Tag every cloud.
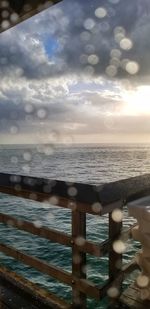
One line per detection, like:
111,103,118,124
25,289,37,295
0,0,150,143
0,0,150,82
0,70,124,136
1,69,150,139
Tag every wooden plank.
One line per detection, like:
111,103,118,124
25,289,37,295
96,174,150,206
108,208,122,283
0,266,70,309
120,283,150,308
0,243,100,299
0,212,71,246
0,173,101,215
1,172,150,211
100,200,123,215
0,212,108,257
101,258,139,298
0,283,40,309
0,1,62,34
74,278,101,300
0,243,72,286
0,186,99,216
72,210,87,307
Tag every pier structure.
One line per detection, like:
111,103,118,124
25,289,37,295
0,1,150,308
128,197,150,301
0,172,150,307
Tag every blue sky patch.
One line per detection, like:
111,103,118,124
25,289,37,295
44,36,59,57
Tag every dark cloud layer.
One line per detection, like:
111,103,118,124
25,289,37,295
0,0,150,141
0,0,150,81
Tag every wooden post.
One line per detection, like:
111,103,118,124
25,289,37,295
109,205,123,282
108,205,123,307
72,209,86,308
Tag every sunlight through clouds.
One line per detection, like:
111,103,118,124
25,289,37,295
0,0,150,144
122,86,150,116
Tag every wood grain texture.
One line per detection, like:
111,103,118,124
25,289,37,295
119,283,150,308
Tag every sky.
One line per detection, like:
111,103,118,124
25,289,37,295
0,0,150,144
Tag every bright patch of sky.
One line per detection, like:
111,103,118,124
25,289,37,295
0,0,150,144
69,80,122,94
44,37,59,57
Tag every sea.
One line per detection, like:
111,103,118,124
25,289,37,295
0,143,149,308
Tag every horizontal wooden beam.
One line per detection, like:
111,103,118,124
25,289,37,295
0,173,101,214
1,173,150,211
0,212,107,257
0,212,71,246
97,174,150,206
0,266,70,309
0,243,101,299
0,242,72,285
0,185,100,215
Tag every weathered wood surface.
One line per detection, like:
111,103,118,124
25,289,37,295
108,211,122,282
0,172,149,307
119,283,150,308
0,266,69,309
101,258,139,299
1,173,150,210
0,1,62,33
72,210,86,306
0,212,108,257
0,243,72,286
0,243,100,299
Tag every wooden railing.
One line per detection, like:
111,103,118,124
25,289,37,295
0,172,149,308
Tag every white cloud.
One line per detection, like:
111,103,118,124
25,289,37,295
0,0,150,143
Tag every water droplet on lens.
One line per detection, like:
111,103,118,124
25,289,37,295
83,18,95,30
10,126,18,134
88,54,99,65
110,49,122,59
11,156,18,164
10,13,19,23
25,104,34,114
1,10,9,18
95,7,107,19
1,20,10,29
33,220,42,228
68,187,78,197
125,61,139,75
113,240,126,254
112,209,123,222
92,202,102,213
106,65,117,77
136,275,149,288
107,287,119,298
23,152,31,161
37,108,47,119
120,38,133,50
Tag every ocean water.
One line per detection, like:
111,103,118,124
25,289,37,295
0,144,148,308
